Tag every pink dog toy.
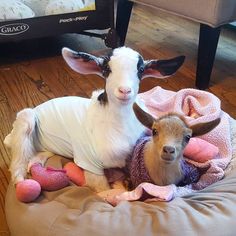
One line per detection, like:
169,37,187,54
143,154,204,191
31,163,69,191
15,162,87,203
63,162,85,186
16,163,70,203
16,179,41,203
183,137,219,163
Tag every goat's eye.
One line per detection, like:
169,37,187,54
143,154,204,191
138,67,144,74
184,135,191,143
102,65,111,77
152,129,158,136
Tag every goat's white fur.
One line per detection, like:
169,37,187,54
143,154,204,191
5,47,184,192
4,47,147,192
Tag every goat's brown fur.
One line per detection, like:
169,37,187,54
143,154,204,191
133,103,220,186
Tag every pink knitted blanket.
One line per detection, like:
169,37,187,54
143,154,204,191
103,86,232,205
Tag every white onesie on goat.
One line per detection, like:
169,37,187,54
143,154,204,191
34,96,104,175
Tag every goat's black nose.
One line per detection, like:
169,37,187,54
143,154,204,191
163,146,175,154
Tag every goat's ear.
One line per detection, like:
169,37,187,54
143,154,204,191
190,118,221,137
62,47,104,77
142,55,185,79
133,103,154,129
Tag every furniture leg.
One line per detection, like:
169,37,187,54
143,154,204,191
196,24,221,89
116,0,134,46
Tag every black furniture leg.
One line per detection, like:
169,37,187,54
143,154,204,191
116,0,134,46
196,24,221,90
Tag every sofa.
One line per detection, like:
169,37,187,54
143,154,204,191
116,0,236,89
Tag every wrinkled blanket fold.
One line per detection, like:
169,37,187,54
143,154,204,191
106,86,232,205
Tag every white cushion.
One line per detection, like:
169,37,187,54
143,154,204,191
0,0,35,21
22,0,49,17
45,0,84,16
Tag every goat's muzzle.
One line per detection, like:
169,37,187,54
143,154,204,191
161,146,176,162
115,86,133,104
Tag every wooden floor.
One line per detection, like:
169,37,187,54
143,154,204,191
0,4,236,235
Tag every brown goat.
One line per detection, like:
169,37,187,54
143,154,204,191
131,103,220,186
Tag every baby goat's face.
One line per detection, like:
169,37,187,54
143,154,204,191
133,102,221,166
151,116,192,163
105,47,143,106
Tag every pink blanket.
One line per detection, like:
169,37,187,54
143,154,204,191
102,86,232,205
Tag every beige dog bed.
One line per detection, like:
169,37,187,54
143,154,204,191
5,118,236,236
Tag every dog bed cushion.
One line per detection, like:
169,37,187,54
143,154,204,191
5,117,236,236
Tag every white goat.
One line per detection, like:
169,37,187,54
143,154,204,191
129,103,220,187
4,47,185,192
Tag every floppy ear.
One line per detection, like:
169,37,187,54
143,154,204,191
62,47,104,77
190,118,221,137
142,55,185,79
133,103,154,129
